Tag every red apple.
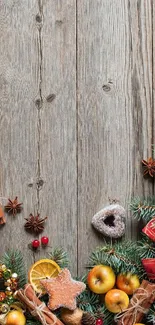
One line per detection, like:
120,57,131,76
116,272,140,295
87,264,115,294
105,288,129,313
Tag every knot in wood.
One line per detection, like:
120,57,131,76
46,94,56,103
36,14,42,23
36,179,44,190
102,84,111,92
35,98,42,109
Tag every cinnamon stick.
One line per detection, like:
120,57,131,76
16,284,64,325
117,280,155,325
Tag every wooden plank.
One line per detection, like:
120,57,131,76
39,1,77,275
77,0,153,274
0,1,39,270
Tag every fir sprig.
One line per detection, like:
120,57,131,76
145,302,155,324
26,319,41,325
136,237,155,259
48,247,69,268
88,241,145,278
77,289,100,313
1,250,27,287
130,197,155,221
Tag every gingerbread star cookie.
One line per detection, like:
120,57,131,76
40,268,86,310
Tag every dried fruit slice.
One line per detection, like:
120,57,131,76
28,259,60,294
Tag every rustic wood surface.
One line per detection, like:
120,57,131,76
0,0,154,276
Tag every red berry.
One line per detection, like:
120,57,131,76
41,236,49,245
32,239,40,248
96,319,103,325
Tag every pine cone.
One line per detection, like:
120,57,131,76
81,312,96,325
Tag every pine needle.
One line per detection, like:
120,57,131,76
88,241,145,279
1,250,27,287
48,247,69,268
130,197,155,221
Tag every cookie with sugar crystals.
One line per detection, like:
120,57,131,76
40,268,86,310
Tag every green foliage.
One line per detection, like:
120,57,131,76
146,303,155,324
88,241,145,279
48,247,69,268
77,289,113,325
1,250,27,287
136,236,155,259
130,197,155,222
26,319,41,325
77,288,100,313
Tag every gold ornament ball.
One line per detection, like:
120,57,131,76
11,273,18,280
1,265,6,271
5,279,12,286
61,308,83,325
5,287,13,296
0,304,10,314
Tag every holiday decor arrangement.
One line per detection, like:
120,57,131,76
1,152,155,324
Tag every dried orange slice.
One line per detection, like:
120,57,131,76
28,259,60,294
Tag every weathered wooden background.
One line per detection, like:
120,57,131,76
0,0,154,276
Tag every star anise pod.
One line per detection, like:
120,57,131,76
24,214,47,234
142,157,155,177
5,197,23,216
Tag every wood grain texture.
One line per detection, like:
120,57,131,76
0,0,153,277
38,0,77,275
0,0,40,269
77,0,153,274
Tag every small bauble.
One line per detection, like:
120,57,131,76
61,307,83,325
6,310,26,325
81,312,96,325
11,273,18,280
0,303,10,313
3,269,11,280
5,287,13,296
0,291,6,301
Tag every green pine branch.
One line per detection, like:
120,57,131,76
77,288,100,313
1,250,27,287
88,241,145,279
48,247,69,268
136,237,155,259
26,320,41,325
145,302,155,324
130,197,155,222
77,289,113,325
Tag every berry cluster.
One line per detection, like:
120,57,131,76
32,236,49,249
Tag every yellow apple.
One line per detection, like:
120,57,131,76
105,288,129,313
116,272,140,295
6,310,26,325
87,264,115,294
